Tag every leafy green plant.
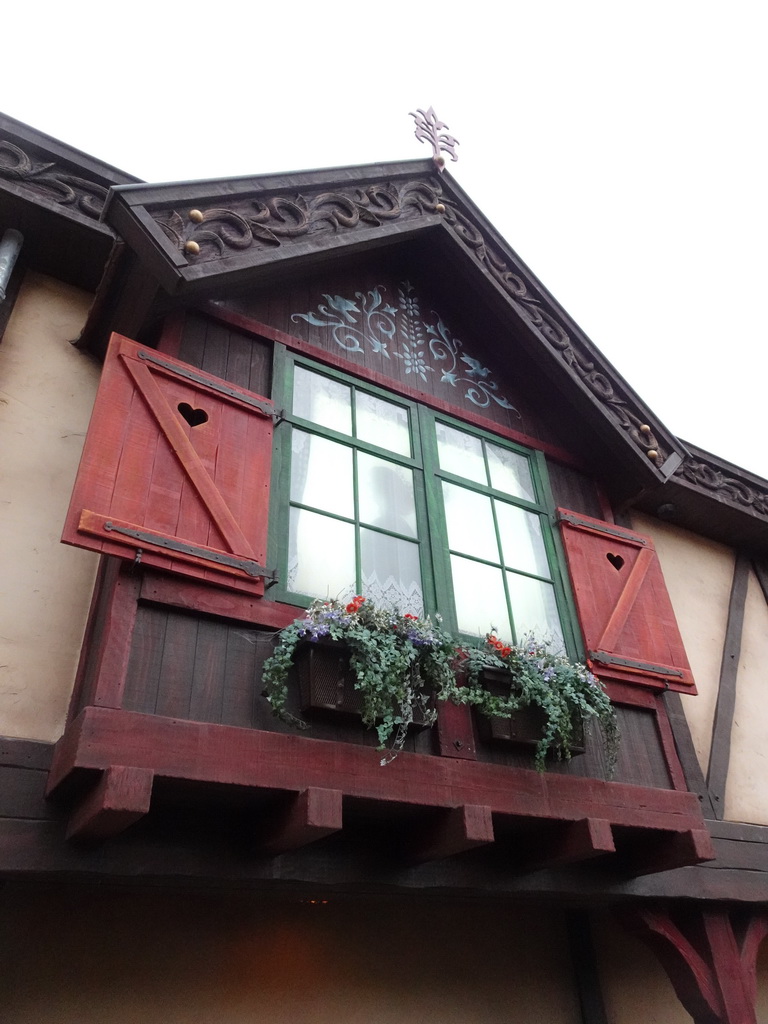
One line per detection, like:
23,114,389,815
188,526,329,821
262,596,463,755
262,597,618,771
459,632,619,772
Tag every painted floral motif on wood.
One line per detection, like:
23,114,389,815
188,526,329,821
291,280,518,413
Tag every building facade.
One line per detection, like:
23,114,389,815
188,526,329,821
2,111,768,1023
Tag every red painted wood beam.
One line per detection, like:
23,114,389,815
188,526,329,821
739,913,768,1008
258,787,343,855
139,571,299,629
405,804,494,864
520,817,616,872
435,700,477,760
48,710,711,867
622,905,768,1024
66,765,153,842
621,828,715,878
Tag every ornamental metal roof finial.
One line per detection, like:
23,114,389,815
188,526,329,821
409,107,459,171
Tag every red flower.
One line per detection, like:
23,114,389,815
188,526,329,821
404,613,418,620
501,646,511,657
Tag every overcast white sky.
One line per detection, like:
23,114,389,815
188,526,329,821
5,1,767,478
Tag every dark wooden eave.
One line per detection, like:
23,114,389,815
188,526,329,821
0,112,140,291
100,161,686,493
635,443,768,557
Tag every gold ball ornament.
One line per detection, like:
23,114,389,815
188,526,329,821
639,424,652,435
184,240,201,255
188,209,204,223
647,449,659,461
435,203,446,214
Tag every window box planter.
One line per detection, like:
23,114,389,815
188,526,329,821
294,638,434,728
264,599,615,768
476,669,585,753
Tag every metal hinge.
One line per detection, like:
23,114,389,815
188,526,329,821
589,650,682,678
557,511,648,545
103,521,278,583
137,349,276,420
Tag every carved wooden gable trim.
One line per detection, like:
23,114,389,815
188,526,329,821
104,163,686,488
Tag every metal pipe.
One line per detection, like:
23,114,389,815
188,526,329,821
0,229,23,303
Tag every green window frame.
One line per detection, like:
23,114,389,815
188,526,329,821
268,349,579,652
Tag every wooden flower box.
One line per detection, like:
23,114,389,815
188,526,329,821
476,668,585,755
294,639,434,728
295,638,362,716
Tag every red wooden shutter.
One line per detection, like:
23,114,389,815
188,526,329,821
557,509,696,693
63,333,275,596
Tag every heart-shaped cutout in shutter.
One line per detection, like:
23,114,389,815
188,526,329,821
178,402,208,427
606,552,624,571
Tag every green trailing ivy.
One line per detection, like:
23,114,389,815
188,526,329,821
262,597,462,756
261,597,618,771
460,633,619,772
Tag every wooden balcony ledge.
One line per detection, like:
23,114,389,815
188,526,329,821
47,707,714,876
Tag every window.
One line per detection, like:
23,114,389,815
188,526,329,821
282,362,426,616
271,354,575,648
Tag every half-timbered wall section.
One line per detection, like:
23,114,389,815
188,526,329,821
6,114,768,1024
636,513,768,826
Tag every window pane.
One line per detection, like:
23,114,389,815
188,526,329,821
293,367,352,434
436,422,486,483
361,528,423,616
506,572,563,647
442,482,498,561
486,442,535,501
356,392,411,457
288,508,355,601
290,431,353,517
358,453,417,537
495,503,551,577
450,555,511,638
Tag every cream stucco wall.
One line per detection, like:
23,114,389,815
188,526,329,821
724,567,768,824
631,513,733,776
0,887,581,1024
0,272,99,742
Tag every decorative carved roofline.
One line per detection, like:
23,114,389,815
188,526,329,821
107,167,681,478
0,140,109,220
675,445,768,519
0,112,139,225
154,179,441,257
0,112,141,290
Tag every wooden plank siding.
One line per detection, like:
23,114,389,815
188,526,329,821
218,256,576,451
118,598,676,786
174,310,272,396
